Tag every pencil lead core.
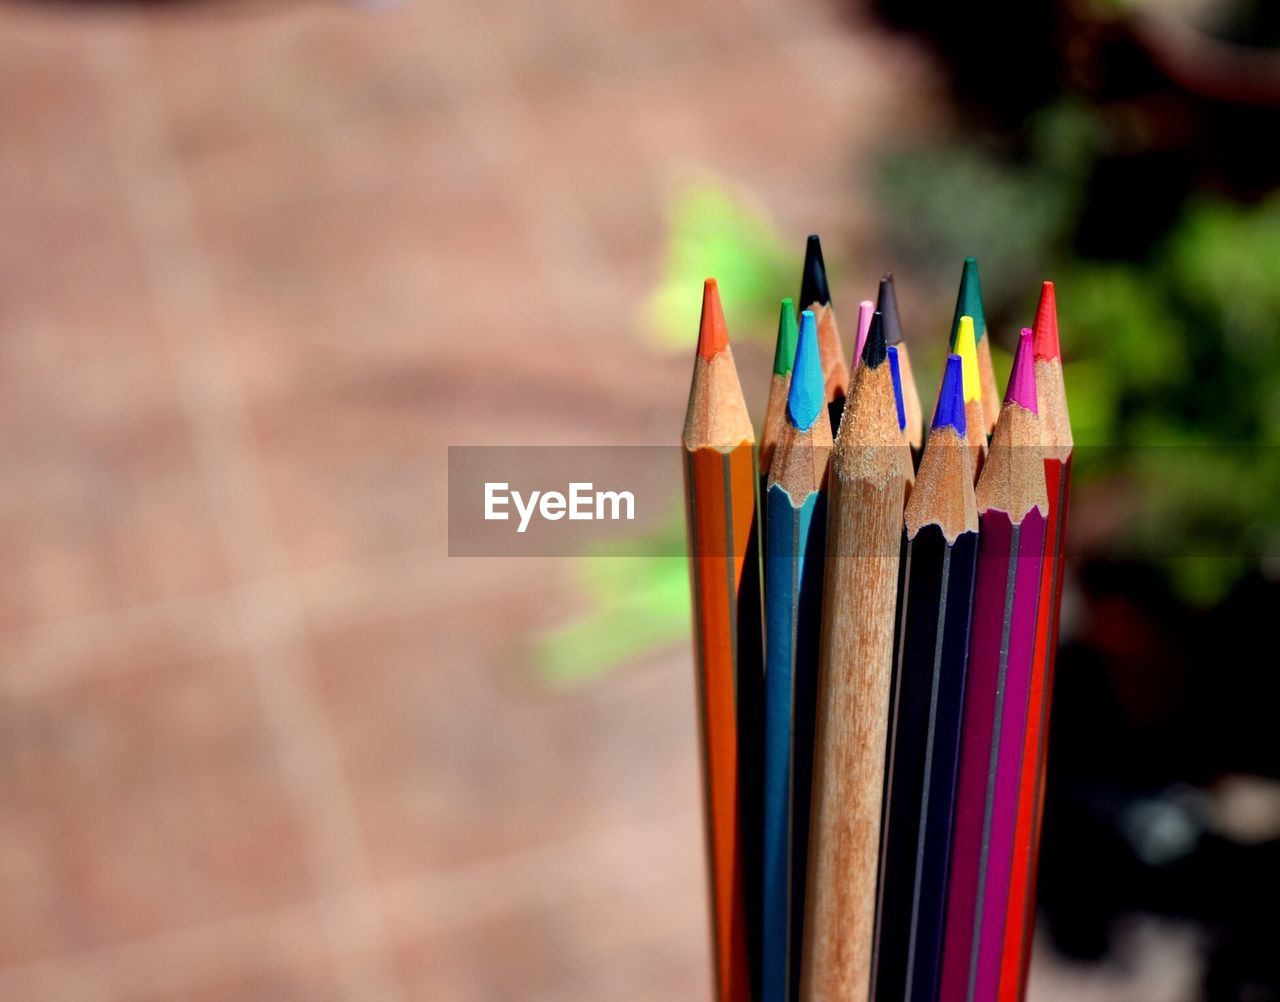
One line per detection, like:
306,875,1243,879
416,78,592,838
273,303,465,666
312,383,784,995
862,310,888,369
697,278,729,359
933,354,967,436
799,234,831,309
950,256,988,348
887,345,907,432
955,316,982,404
1032,281,1060,362
788,310,824,431
854,299,874,367
1006,329,1038,412
877,273,904,346
773,298,798,376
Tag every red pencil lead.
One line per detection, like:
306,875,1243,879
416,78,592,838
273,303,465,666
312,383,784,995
697,278,730,360
1032,281,1060,362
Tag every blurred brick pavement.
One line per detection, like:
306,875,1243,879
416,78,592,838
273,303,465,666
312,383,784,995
0,1,937,998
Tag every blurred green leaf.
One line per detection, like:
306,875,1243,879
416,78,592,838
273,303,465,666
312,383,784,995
647,175,793,351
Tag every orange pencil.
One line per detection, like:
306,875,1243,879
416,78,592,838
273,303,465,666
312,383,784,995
998,282,1073,1001
683,279,760,1002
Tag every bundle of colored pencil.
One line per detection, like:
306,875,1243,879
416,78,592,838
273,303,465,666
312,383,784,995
682,245,1072,1002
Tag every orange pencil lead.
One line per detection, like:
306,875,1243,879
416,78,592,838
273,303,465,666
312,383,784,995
698,278,731,360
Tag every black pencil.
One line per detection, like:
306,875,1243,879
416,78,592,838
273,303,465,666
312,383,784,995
873,354,980,1002
798,235,849,433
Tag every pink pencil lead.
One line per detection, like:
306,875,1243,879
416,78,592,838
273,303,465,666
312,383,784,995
1005,329,1038,412
853,299,874,369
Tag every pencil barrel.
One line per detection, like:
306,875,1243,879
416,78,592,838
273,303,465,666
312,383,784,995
938,510,1047,1002
685,444,760,1002
761,485,826,1002
800,471,908,1002
875,526,979,1002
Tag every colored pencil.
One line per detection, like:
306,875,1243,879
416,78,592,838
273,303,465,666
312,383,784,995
800,313,912,1002
949,257,999,435
938,330,1048,1002
953,316,989,477
798,235,849,432
854,298,874,371
873,355,979,1002
886,345,916,488
682,278,760,1002
879,273,925,452
763,309,833,1002
761,298,800,479
998,286,1074,1001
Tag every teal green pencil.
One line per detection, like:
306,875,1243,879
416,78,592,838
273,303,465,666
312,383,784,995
762,309,832,1002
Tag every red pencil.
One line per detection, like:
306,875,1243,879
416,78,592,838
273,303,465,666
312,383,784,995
998,283,1074,1001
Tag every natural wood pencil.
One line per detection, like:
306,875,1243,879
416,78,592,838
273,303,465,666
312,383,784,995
879,273,924,452
763,309,833,1002
938,330,1048,1002
683,278,760,1002
800,312,912,1002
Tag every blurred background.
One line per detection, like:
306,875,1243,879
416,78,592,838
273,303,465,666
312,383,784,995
2,0,1278,999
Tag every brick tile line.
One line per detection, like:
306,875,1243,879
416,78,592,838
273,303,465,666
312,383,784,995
0,552,528,697
83,23,405,1002
0,813,696,999
419,5,625,390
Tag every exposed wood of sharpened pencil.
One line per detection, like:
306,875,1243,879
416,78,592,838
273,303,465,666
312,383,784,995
798,235,849,432
949,257,999,435
763,310,832,1002
939,331,1048,1002
953,316,989,477
879,273,925,451
886,346,916,488
999,286,1075,1002
874,355,979,1002
683,279,759,1002
761,298,799,479
800,313,911,1002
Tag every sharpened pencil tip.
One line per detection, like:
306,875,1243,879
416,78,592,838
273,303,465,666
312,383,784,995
862,310,887,369
1032,280,1060,361
773,298,798,376
950,257,988,347
933,354,967,435
697,278,730,359
854,299,874,368
787,310,824,430
877,273,904,345
888,345,907,432
799,235,831,309
955,316,981,404
1006,328,1038,412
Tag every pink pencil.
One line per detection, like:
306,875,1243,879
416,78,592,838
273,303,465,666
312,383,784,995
852,299,873,369
938,330,1048,1002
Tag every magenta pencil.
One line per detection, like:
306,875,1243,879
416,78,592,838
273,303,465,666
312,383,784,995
938,330,1048,1002
852,299,873,370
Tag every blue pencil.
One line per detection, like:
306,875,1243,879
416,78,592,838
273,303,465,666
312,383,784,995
762,309,832,1002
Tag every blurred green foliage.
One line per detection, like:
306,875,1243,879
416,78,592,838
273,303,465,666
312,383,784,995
533,519,690,686
647,175,794,350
